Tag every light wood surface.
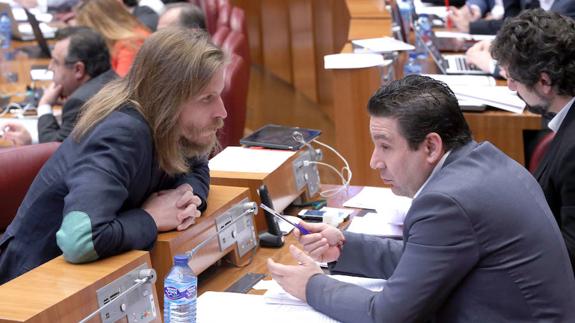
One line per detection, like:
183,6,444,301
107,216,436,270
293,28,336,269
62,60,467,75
197,185,364,294
151,185,252,309
0,251,160,323
210,151,315,232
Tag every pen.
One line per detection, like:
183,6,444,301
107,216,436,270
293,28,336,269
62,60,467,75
259,203,310,235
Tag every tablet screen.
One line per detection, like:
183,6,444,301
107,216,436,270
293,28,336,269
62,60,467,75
240,124,321,150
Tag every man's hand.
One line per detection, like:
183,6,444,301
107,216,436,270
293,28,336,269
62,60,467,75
465,39,494,74
0,122,32,146
38,83,63,107
142,183,202,231
267,245,324,301
449,5,481,33
294,221,345,263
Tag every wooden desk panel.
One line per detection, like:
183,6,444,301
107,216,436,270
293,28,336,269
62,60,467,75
0,251,160,323
332,65,383,187
198,185,364,294
348,18,392,40
151,185,252,309
290,0,318,102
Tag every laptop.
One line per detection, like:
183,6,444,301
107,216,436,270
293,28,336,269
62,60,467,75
388,0,476,52
11,8,52,58
416,25,487,75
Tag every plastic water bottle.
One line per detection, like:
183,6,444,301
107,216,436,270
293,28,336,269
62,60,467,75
403,52,422,76
0,12,11,50
164,255,197,323
415,15,432,59
398,0,414,44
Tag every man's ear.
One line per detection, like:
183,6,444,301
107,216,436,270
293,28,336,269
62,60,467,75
538,72,553,95
73,61,87,81
424,132,444,164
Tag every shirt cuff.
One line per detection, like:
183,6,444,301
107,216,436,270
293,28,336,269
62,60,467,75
37,104,53,117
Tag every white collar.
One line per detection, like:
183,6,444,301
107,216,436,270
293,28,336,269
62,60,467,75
413,150,451,199
548,97,575,132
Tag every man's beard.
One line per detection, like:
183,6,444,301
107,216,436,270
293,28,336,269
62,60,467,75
518,92,556,120
179,117,224,158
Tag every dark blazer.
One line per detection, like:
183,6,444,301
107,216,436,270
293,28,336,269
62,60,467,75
307,141,575,323
0,107,210,284
534,100,575,272
469,0,575,35
37,69,117,143
133,5,158,31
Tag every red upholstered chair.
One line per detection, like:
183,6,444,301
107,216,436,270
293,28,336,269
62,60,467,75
217,0,229,8
199,0,218,34
218,54,249,148
529,131,555,174
0,142,60,232
212,26,230,47
216,3,231,28
221,30,250,67
229,6,247,37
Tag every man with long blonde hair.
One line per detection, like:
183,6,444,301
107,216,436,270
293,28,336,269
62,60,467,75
0,28,227,284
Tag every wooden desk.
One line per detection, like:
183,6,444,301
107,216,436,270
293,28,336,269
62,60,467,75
0,250,160,323
198,185,363,294
151,185,254,308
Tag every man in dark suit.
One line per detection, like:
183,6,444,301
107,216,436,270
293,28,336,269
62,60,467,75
267,75,575,322
1,26,116,145
492,9,575,272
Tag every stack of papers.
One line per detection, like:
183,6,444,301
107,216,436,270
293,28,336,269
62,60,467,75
197,291,339,323
263,275,386,306
346,212,403,237
343,186,412,222
451,86,526,114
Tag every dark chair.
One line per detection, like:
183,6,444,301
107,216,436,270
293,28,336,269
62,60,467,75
0,142,60,232
216,3,231,28
212,25,230,47
218,53,249,148
199,0,219,34
230,6,247,39
528,131,555,174
221,30,250,67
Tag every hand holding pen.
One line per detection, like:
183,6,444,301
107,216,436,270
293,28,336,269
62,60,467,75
294,221,346,264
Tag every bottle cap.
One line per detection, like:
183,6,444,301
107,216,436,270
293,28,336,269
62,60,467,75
174,254,189,265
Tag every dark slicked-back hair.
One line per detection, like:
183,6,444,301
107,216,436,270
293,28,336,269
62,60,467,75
491,9,575,96
56,26,110,78
368,75,472,151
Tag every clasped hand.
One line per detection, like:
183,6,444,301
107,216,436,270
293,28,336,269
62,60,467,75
142,183,202,232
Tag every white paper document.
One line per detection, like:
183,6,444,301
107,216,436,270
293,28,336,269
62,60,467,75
198,291,339,323
451,86,526,113
343,186,412,224
424,74,497,87
346,212,403,237
351,37,415,53
209,146,295,173
324,53,391,69
263,275,386,307
434,31,496,42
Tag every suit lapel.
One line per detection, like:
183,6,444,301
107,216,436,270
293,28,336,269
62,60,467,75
534,101,575,179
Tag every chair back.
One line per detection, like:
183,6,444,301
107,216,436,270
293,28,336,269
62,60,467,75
529,131,555,174
212,25,230,46
219,54,249,148
221,30,250,66
0,142,60,231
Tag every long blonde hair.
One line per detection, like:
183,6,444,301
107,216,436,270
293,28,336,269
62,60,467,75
75,0,148,50
73,28,225,175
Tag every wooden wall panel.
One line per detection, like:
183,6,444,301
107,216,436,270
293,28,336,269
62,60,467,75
289,0,318,102
261,0,293,83
231,0,263,65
